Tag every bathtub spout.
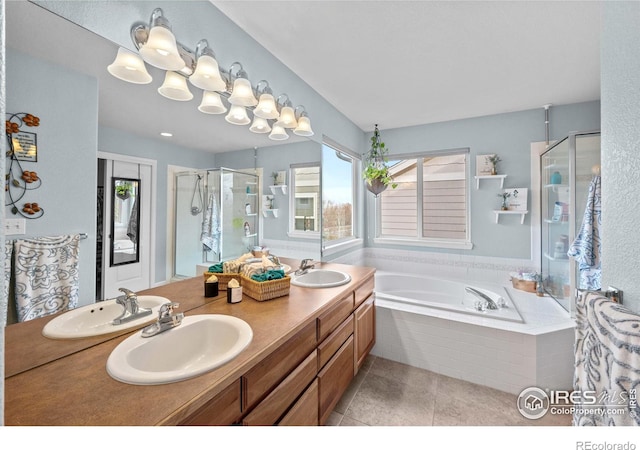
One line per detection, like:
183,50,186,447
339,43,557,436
465,287,499,310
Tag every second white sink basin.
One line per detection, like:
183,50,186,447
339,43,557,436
291,269,351,288
42,296,169,339
106,314,253,385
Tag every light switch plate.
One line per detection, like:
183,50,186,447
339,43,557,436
5,218,26,235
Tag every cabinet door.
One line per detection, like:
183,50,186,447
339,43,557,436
317,335,354,425
278,379,319,426
354,295,375,372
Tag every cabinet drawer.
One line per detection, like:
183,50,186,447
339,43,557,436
278,379,319,426
317,335,354,425
243,350,317,426
242,321,316,410
354,275,375,308
179,380,241,426
317,314,353,370
317,293,353,342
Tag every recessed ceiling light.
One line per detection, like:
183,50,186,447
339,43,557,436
160,132,173,137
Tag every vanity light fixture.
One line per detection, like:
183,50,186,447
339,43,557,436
225,104,251,125
227,62,258,107
198,91,227,114
158,71,193,101
107,47,152,84
293,106,314,137
189,39,226,92
138,8,184,71
269,123,289,141
109,8,314,142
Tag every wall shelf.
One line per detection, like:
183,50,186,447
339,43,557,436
493,210,528,224
474,174,507,189
262,209,279,218
269,185,287,195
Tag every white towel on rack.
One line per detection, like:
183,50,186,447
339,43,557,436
14,234,80,322
201,192,221,254
568,175,602,290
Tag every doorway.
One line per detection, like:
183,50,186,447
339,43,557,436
97,153,156,299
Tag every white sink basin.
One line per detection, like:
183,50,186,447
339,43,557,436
106,314,253,385
291,269,352,288
42,295,168,339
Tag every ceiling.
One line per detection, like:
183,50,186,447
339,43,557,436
212,0,601,132
6,1,601,153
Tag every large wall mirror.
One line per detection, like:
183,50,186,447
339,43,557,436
110,177,140,266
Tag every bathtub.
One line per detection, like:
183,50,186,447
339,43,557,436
371,271,575,395
374,272,524,323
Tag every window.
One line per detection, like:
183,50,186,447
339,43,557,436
376,150,471,249
289,164,320,237
322,142,357,244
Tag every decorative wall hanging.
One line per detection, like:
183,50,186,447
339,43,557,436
5,112,44,219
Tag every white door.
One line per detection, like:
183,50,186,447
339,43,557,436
102,159,152,299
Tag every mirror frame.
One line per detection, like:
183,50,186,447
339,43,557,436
110,177,141,267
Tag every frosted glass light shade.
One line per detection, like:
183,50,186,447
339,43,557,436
158,71,193,101
198,91,227,114
249,116,271,134
107,48,152,84
139,26,184,71
253,93,279,119
189,54,226,91
269,123,289,141
276,106,298,128
293,116,314,137
228,78,258,106
225,104,251,125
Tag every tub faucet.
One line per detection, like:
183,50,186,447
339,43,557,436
465,287,499,310
295,259,315,275
112,287,152,325
141,302,184,338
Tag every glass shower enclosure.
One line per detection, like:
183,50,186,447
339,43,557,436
174,168,259,278
541,131,601,314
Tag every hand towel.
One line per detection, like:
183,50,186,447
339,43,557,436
568,176,602,290
2,240,13,327
208,263,224,273
14,234,80,322
251,269,285,282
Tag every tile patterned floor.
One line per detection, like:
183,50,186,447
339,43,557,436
326,355,572,426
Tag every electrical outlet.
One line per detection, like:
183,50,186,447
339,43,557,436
5,218,26,235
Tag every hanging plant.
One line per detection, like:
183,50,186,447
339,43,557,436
115,183,132,200
363,124,397,196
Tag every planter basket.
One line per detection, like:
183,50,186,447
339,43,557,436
203,272,242,291
241,274,291,301
366,178,387,196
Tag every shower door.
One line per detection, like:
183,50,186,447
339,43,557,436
174,171,207,278
541,132,600,314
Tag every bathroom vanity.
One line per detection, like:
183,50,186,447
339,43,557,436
4,260,375,426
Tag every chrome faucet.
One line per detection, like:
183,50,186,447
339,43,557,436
112,287,152,325
295,258,315,275
465,287,499,310
141,302,184,338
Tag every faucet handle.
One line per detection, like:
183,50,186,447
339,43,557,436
159,302,180,318
118,287,137,300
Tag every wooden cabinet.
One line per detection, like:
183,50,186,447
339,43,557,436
354,276,375,308
242,321,317,411
318,314,353,370
317,335,355,425
354,295,375,372
317,292,353,341
180,380,242,426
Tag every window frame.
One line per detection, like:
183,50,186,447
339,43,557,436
373,148,473,250
288,162,321,240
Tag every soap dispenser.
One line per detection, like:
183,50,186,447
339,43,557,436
550,171,562,185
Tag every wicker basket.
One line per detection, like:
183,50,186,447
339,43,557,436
241,274,291,301
510,277,537,293
203,272,242,291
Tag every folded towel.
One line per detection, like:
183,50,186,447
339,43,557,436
251,269,285,282
241,262,263,278
208,263,224,273
14,234,80,322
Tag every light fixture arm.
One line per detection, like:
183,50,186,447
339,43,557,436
255,80,272,96
276,94,292,111
195,39,216,59
294,105,308,119
149,8,170,29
